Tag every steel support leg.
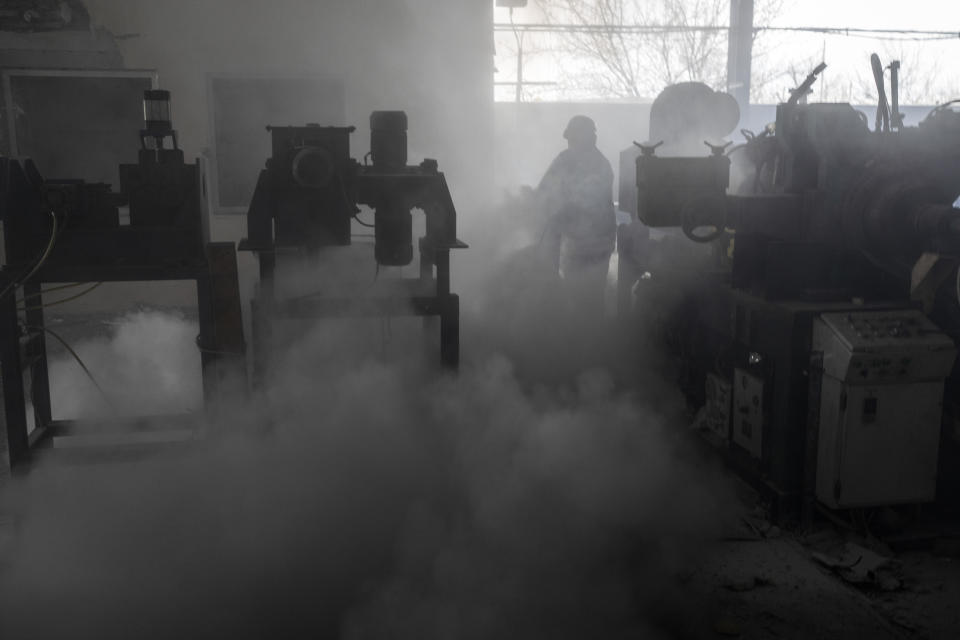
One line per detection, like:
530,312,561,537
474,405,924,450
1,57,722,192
22,282,52,433
440,294,460,369
249,295,271,389
0,278,28,468
198,243,248,413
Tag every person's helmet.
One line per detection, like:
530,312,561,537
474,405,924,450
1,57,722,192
563,115,596,142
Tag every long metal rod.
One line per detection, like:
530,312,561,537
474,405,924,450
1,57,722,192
493,81,558,86
1,68,159,80
510,7,524,102
493,23,960,39
3,74,17,155
726,0,754,113
890,60,903,130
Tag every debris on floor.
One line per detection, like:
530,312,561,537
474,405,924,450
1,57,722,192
810,541,903,591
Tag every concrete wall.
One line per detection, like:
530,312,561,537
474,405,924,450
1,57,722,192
82,0,494,211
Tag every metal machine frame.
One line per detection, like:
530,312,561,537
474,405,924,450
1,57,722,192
0,244,245,468
0,88,246,469
617,62,960,523
240,113,467,377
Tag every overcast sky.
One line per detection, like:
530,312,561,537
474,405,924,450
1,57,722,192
764,1,960,103
770,1,960,29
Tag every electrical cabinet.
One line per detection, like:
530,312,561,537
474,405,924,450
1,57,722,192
813,310,956,508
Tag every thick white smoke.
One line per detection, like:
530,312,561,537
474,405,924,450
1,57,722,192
0,1,741,636
0,224,736,638
45,310,203,420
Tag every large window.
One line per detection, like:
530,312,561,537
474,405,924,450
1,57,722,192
494,1,960,105
1,69,156,186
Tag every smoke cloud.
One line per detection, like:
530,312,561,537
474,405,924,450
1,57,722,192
0,214,736,638
0,5,733,635
45,310,203,420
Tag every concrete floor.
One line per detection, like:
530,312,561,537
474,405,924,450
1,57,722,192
2,310,960,638
664,491,960,640
3,475,958,639
681,535,905,639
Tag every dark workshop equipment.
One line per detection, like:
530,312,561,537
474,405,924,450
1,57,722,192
240,111,467,377
0,90,246,469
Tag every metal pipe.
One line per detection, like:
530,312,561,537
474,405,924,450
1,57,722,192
890,60,903,131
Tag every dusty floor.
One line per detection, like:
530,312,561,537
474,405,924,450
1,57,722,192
2,312,959,638
682,535,904,639
665,495,960,640
3,484,958,639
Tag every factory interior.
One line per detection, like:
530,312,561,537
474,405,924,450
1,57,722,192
2,0,960,638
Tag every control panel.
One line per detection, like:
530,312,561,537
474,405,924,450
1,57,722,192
815,310,956,383
813,309,957,508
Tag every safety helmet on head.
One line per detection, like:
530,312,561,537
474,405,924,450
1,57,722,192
563,115,596,141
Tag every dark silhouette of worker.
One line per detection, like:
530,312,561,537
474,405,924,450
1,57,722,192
536,115,616,316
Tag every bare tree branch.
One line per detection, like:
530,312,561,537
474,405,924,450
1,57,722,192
530,0,788,101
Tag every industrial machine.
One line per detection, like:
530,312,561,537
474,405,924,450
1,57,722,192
240,111,467,375
0,90,245,469
618,60,960,522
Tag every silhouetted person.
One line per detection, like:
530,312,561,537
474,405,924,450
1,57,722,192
537,115,616,317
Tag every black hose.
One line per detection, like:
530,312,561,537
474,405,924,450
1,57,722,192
680,198,725,243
